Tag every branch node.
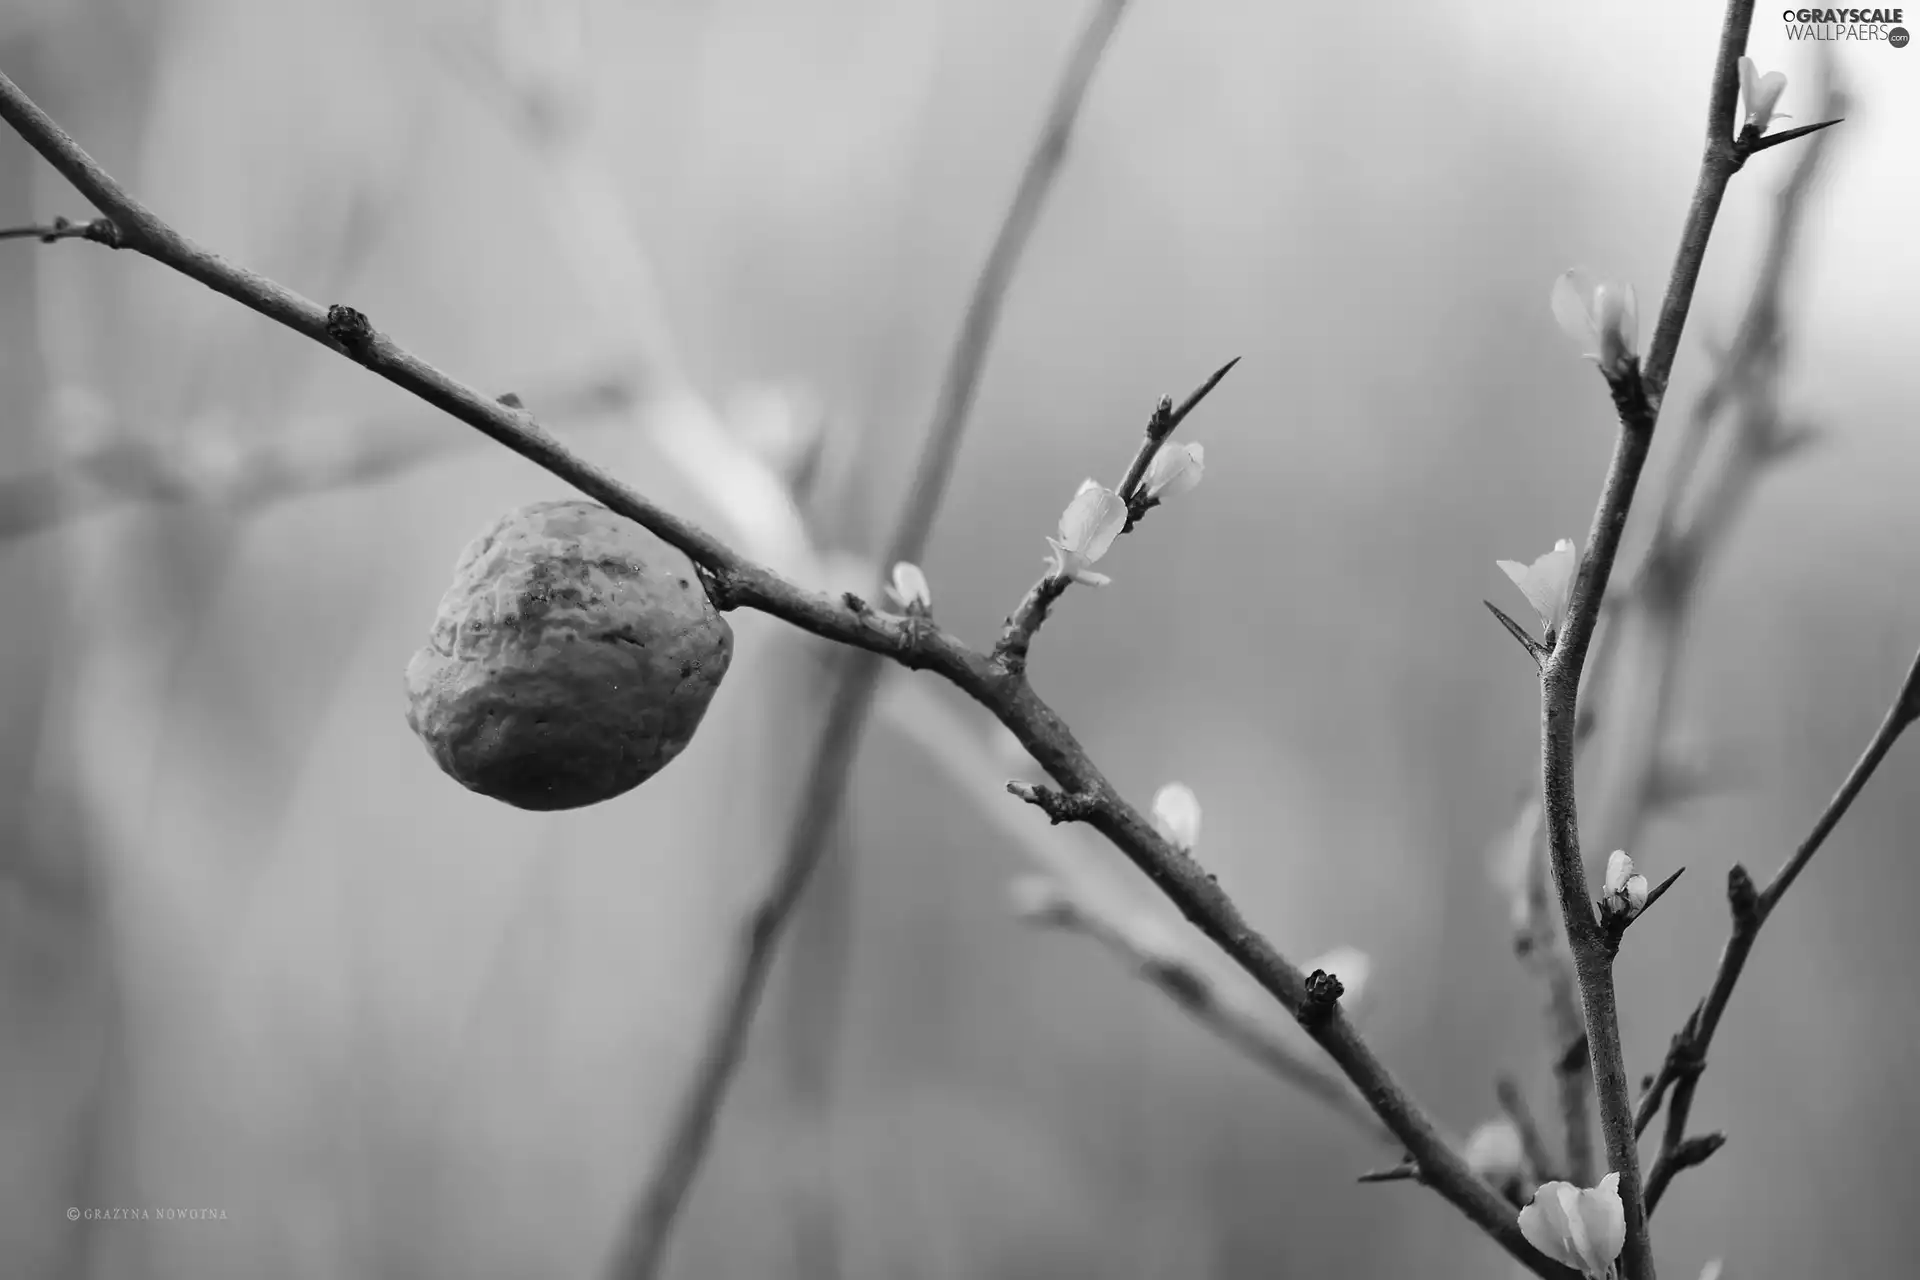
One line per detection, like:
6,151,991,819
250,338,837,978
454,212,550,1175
324,303,375,357
1727,862,1761,927
1301,968,1346,1025
1006,780,1098,825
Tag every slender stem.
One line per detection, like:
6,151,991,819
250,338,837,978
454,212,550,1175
1534,7,1755,1279
0,65,1574,1279
604,5,1135,1276
1639,649,1919,1212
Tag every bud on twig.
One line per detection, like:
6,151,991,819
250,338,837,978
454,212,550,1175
1601,849,1649,922
1150,782,1202,854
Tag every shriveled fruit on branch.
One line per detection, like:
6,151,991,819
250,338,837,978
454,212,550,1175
405,500,734,810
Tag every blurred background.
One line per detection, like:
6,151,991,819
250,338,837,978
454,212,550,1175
1,0,1916,1277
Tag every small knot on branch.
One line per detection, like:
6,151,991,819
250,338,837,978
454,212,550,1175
325,304,375,357
1727,862,1762,928
1006,780,1098,825
1302,968,1346,1024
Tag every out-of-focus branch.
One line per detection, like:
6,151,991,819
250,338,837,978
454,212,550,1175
0,64,1572,1279
1587,48,1848,862
1010,874,1397,1146
0,372,640,542
1500,798,1594,1185
0,213,116,245
1638,648,1920,1214
605,5,1136,1277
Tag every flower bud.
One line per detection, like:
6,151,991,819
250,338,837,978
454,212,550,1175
1601,849,1649,920
1045,479,1127,585
888,561,932,614
1140,441,1205,503
1497,538,1579,640
1464,1118,1526,1184
1150,782,1202,854
1551,269,1640,380
1737,56,1788,135
1517,1173,1626,1280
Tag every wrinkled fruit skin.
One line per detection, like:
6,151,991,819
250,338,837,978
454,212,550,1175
405,500,734,810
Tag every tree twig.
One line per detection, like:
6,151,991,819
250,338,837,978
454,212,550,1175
604,4,1136,1276
0,63,1574,1279
1496,1074,1559,1187
1013,875,1397,1147
1534,5,1758,1277
1637,648,1920,1214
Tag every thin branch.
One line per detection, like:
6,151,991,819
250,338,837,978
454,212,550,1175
0,213,119,245
1013,876,1397,1147
1638,648,1920,1213
1503,798,1594,1185
1641,1132,1726,1214
1588,46,1847,864
0,66,1574,1280
0,372,640,543
1535,6,1754,1278
605,5,1135,1276
1497,1074,1560,1187
992,357,1236,675
883,674,1399,1145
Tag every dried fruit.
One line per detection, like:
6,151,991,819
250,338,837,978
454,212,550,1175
405,500,733,810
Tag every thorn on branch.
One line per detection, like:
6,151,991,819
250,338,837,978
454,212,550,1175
1485,599,1549,669
1603,865,1686,950
325,303,375,357
1007,780,1099,825
1745,117,1845,156
1357,1159,1421,1185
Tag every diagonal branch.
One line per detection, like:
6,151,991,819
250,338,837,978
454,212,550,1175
1012,874,1398,1148
1637,647,1920,1214
0,65,1573,1279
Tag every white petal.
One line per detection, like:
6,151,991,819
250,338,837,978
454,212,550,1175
1604,850,1636,897
1464,1118,1525,1180
888,561,932,611
1142,441,1206,501
1055,482,1128,563
1577,1173,1627,1276
1551,269,1602,347
1518,1181,1585,1272
1151,782,1202,853
1625,873,1649,913
1499,538,1579,635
